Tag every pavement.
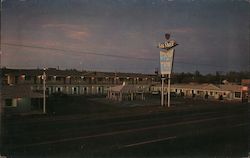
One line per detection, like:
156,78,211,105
1,101,249,158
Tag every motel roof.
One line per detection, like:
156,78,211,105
219,84,242,92
154,83,243,92
2,68,156,78
170,83,222,91
110,83,144,93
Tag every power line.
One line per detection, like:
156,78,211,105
3,42,155,61
2,42,243,70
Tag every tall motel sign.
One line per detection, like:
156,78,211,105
158,33,178,107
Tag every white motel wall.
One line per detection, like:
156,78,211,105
151,83,247,101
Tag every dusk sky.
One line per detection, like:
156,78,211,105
2,0,250,74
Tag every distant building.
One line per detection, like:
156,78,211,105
241,79,250,102
241,79,250,86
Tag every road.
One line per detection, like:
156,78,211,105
1,103,249,157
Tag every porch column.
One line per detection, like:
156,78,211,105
119,92,122,102
107,90,110,98
141,93,144,100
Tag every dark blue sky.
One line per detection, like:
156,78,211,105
2,0,250,74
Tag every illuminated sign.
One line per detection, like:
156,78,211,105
158,40,177,49
242,86,248,91
160,49,174,75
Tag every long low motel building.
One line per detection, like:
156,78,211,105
2,68,157,96
2,68,248,102
151,83,248,101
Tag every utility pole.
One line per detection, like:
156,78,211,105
0,0,2,69
43,68,46,113
0,0,3,156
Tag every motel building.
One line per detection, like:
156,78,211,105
1,85,44,114
151,83,248,102
1,68,156,114
1,68,248,114
107,82,149,102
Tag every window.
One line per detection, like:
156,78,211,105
25,75,31,81
235,92,241,98
47,76,52,81
83,87,87,92
5,99,12,107
72,87,78,94
15,76,18,84
57,87,62,92
98,87,101,93
210,92,213,96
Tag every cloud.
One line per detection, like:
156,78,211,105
42,24,80,30
42,23,90,41
66,31,89,40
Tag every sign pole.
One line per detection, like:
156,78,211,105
43,68,46,114
161,76,165,106
168,74,171,107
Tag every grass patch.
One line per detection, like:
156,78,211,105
47,95,117,116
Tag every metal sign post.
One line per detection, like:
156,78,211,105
43,68,46,114
161,76,165,106
157,33,178,108
168,74,171,107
